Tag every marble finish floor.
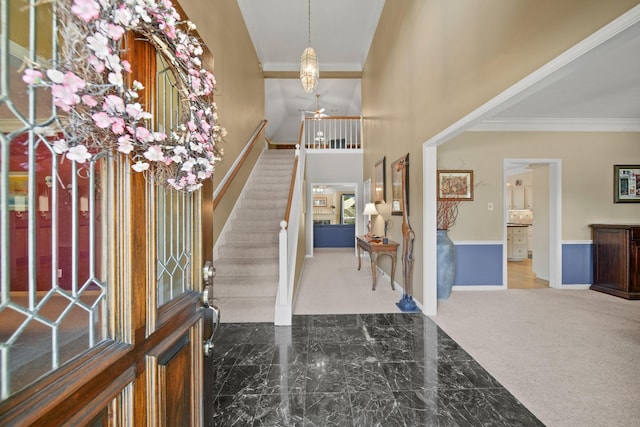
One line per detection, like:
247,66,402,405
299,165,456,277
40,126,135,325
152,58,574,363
205,313,543,426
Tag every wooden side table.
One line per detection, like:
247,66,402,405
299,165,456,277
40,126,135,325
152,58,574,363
356,235,399,290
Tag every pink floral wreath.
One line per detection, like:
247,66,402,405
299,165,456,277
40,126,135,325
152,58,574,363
23,0,225,192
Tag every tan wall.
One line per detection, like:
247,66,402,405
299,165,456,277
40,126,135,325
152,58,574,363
180,0,265,243
440,132,640,241
363,0,640,304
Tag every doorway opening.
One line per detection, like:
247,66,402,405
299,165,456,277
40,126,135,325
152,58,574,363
310,184,358,250
503,159,562,289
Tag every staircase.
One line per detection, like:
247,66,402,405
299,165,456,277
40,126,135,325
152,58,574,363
213,149,295,323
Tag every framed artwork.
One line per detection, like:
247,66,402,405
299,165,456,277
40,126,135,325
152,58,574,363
373,157,386,204
437,170,474,201
363,178,371,205
391,153,409,216
614,165,640,203
312,197,327,207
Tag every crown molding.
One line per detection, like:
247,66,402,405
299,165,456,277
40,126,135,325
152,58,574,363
471,117,640,132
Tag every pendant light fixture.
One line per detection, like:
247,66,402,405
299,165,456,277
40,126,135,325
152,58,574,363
300,0,319,93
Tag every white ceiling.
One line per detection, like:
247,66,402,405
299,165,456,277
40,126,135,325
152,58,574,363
237,1,640,141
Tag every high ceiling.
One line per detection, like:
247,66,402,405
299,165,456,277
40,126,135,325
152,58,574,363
237,1,640,141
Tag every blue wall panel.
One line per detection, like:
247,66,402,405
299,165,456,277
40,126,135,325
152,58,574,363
454,244,503,286
314,224,355,247
562,243,592,284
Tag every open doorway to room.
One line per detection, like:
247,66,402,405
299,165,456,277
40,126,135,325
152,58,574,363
504,159,562,289
311,184,358,248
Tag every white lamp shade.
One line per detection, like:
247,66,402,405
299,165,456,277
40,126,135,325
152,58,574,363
362,202,378,216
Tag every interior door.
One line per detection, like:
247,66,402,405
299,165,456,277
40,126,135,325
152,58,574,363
0,2,210,424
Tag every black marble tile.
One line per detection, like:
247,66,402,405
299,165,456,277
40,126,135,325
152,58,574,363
344,360,390,392
394,389,460,427
253,393,305,427
205,314,543,427
235,343,277,366
349,390,407,426
305,361,347,393
381,360,426,391
303,392,353,426
218,364,270,396
263,362,307,395
206,393,258,427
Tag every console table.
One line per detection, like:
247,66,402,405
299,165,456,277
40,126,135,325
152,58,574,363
356,235,399,290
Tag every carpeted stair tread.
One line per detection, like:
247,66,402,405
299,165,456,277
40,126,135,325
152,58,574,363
212,297,276,324
213,148,296,323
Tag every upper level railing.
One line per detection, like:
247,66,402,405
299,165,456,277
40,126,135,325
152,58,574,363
304,116,362,150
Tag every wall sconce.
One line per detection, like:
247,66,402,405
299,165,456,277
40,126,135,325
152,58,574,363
14,195,26,219
80,196,88,217
38,194,49,218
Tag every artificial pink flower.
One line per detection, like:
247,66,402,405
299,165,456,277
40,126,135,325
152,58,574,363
111,117,126,134
66,145,92,163
121,60,132,73
87,55,105,73
71,0,100,22
52,85,80,111
143,145,164,162
126,103,144,120
22,69,43,85
135,126,152,142
106,23,125,40
103,95,125,114
132,161,150,172
52,139,69,154
61,72,85,92
82,94,98,107
117,136,134,154
92,112,112,128
87,32,110,58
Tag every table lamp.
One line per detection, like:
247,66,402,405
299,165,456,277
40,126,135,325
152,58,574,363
362,202,378,236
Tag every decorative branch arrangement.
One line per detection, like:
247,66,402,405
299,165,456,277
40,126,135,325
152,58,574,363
437,199,459,231
21,0,226,192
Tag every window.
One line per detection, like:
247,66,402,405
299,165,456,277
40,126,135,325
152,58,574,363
341,194,356,224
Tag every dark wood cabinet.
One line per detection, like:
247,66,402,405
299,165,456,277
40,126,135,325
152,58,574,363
590,224,640,299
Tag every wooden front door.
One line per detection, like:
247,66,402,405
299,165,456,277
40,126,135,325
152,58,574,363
0,2,212,424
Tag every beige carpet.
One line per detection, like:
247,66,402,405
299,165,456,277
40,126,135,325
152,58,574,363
430,289,640,427
293,248,405,314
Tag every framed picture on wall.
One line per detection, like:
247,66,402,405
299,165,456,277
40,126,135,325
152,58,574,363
614,164,640,203
373,157,386,204
391,153,409,216
437,170,474,201
312,197,327,207
363,178,371,205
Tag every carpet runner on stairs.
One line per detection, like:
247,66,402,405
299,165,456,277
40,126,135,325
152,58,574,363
213,149,295,323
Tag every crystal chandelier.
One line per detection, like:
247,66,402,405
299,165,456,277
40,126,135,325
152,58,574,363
300,0,319,93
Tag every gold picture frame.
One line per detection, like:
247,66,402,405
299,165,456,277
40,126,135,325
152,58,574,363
391,153,409,216
373,157,386,204
312,197,327,207
437,170,474,201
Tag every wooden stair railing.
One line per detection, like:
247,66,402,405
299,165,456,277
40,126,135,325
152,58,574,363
212,119,267,210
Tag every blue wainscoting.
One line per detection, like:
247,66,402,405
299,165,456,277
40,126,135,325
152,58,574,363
453,244,503,286
451,241,593,287
562,243,593,284
314,224,356,247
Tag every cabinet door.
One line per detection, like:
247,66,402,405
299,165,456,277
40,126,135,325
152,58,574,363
631,239,640,293
513,187,525,209
525,186,533,209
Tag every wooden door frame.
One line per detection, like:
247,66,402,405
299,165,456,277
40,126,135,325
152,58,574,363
0,33,207,426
